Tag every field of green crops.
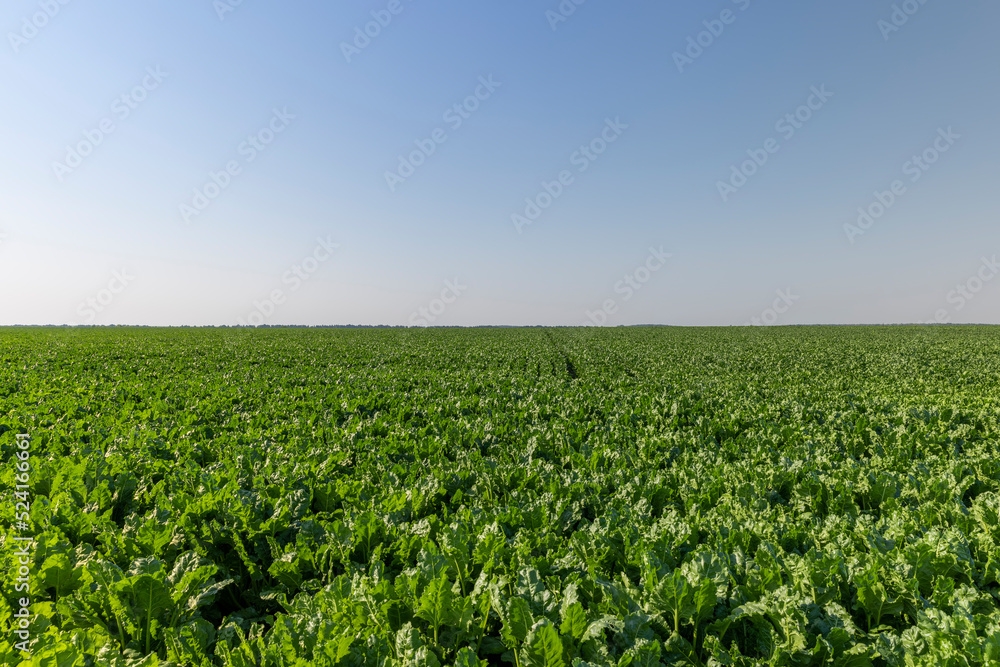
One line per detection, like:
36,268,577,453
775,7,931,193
2,326,1000,666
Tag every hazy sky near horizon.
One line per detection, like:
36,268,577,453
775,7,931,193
1,1,998,326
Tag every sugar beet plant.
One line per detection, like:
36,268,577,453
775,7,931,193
1,326,999,666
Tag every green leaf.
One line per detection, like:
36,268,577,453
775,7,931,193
268,555,304,589
648,570,692,633
854,569,904,630
582,615,624,643
129,573,173,654
692,579,716,625
411,645,441,666
561,602,589,641
455,646,487,667
383,599,412,631
130,574,173,618
415,572,457,644
163,618,215,665
189,578,234,612
128,556,164,578
335,635,354,662
502,597,534,648
518,566,555,614
617,638,663,667
523,622,566,667
40,551,80,596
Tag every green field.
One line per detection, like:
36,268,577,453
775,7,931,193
2,326,999,666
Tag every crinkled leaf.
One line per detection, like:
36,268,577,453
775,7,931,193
502,597,534,648
561,602,589,641
523,622,566,667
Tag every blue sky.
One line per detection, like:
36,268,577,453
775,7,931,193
1,0,998,326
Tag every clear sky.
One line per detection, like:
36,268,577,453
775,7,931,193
1,0,998,326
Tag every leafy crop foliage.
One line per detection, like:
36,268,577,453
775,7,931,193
1,326,1000,666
